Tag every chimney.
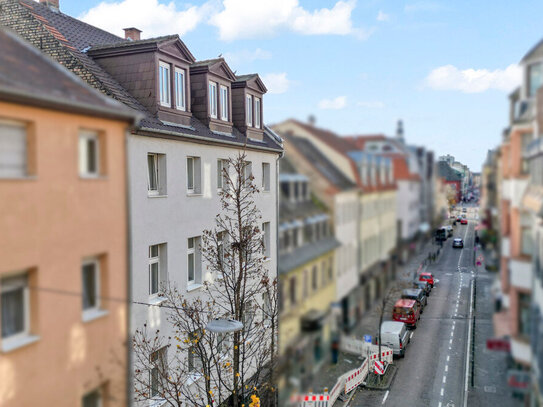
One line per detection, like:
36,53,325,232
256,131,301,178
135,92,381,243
396,119,404,142
39,0,59,11
124,27,142,41
308,115,316,126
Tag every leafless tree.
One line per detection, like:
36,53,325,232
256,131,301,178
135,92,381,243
132,151,278,407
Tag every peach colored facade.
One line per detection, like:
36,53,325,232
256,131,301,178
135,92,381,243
0,101,131,406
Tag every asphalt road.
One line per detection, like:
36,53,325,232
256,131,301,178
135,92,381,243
351,203,479,407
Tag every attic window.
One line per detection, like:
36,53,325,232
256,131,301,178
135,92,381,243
174,67,186,111
209,81,218,119
246,95,253,126
220,85,228,121
255,97,261,128
159,61,171,107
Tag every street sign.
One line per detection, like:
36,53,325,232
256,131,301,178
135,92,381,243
364,335,372,343
486,338,510,352
374,360,385,375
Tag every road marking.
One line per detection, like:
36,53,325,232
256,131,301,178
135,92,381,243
441,388,444,396
447,355,450,361
438,403,442,407
382,390,389,405
464,278,475,407
450,339,453,344
449,346,452,350
443,376,447,383
410,332,414,339
445,364,449,372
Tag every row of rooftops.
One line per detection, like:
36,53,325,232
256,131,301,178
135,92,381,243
0,0,282,153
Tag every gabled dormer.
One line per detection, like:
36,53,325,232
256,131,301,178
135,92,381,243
232,74,267,141
88,33,196,127
190,58,237,134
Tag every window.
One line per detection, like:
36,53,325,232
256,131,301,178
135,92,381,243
147,153,166,196
79,130,99,177
521,227,533,256
289,277,296,305
312,266,318,291
175,67,186,111
243,301,255,330
0,120,27,178
217,231,226,268
519,293,531,337
149,245,161,296
217,159,228,190
255,97,261,128
209,81,218,119
82,258,100,313
529,62,543,97
262,162,270,191
150,347,167,397
262,292,271,326
262,222,271,258
244,161,253,187
246,94,253,126
159,61,171,107
188,331,203,372
303,269,309,299
82,389,101,407
328,258,333,281
188,237,201,286
220,85,229,121
187,157,201,194
1,274,29,340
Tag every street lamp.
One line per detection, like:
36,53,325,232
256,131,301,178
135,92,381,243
206,318,244,333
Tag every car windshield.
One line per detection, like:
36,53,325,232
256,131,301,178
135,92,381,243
394,306,412,315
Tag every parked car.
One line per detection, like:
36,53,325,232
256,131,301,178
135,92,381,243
379,321,410,358
413,280,431,297
461,218,468,225
419,272,435,288
445,225,453,237
456,215,463,222
401,288,427,311
392,299,420,328
453,238,464,248
462,207,467,213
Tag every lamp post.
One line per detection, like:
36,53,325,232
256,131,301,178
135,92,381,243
206,318,243,333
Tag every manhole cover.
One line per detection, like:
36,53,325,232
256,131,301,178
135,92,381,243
484,386,496,393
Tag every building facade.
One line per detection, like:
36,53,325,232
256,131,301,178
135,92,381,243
0,28,136,407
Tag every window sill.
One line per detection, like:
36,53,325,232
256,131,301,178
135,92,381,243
148,194,168,198
148,296,167,306
185,372,203,386
0,175,37,181
82,308,109,323
79,174,106,180
1,334,40,353
187,283,203,292
186,192,203,197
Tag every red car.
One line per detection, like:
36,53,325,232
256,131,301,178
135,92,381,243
461,218,468,225
419,272,434,288
392,299,420,328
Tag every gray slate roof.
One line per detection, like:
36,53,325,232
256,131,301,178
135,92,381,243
521,38,543,63
88,34,179,51
437,161,462,181
278,236,340,274
0,27,135,120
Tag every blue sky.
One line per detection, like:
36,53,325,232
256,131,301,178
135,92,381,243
61,0,543,170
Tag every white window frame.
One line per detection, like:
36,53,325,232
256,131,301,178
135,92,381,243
244,161,252,187
147,153,159,195
188,237,196,286
174,67,186,111
0,273,30,344
246,94,253,126
0,120,28,178
150,347,167,400
79,130,99,178
262,162,270,192
82,258,100,317
220,85,229,121
149,245,160,296
255,97,261,128
262,222,271,259
217,159,228,190
159,61,171,107
187,157,195,192
209,81,218,119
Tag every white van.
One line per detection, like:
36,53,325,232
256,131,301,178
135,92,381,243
379,321,410,358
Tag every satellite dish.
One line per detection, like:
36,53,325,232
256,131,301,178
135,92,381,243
206,318,243,333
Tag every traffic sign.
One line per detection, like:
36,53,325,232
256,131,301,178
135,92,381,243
364,335,372,343
374,360,385,375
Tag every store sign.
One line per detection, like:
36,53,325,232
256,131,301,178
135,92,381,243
506,370,531,392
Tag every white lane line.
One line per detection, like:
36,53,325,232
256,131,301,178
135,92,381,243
451,331,454,337
447,355,450,361
450,338,453,344
464,278,475,407
441,388,444,396
445,364,449,372
382,390,389,405
449,346,452,350
443,376,447,383
438,403,442,407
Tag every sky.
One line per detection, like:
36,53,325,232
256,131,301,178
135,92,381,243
58,0,543,170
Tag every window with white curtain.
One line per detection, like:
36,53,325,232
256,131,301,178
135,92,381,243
0,121,27,178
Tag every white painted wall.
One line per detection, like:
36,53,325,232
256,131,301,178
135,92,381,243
396,180,421,240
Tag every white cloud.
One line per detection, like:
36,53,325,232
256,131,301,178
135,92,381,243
425,64,521,93
261,73,291,94
357,101,385,108
377,10,390,22
318,96,347,110
79,0,214,38
209,0,367,41
222,48,272,68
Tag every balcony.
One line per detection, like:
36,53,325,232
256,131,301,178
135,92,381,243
510,258,532,290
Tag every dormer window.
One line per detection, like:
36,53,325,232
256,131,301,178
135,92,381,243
255,97,261,128
246,95,253,126
220,85,229,121
528,62,543,97
159,61,171,107
209,81,218,119
175,67,186,111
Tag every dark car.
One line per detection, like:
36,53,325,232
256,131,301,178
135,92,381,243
413,280,431,297
401,288,427,311
453,238,464,248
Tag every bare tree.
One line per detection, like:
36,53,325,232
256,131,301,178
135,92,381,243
132,151,278,407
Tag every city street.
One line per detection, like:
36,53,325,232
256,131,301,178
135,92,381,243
350,204,522,407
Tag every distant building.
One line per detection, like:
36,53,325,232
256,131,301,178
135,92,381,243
436,161,463,203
